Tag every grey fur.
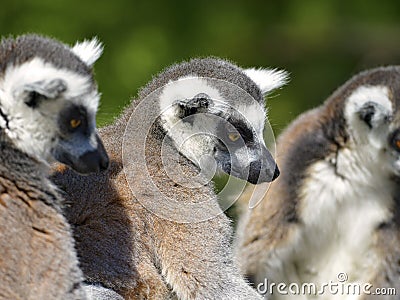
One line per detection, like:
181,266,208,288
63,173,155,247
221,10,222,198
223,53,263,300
50,57,286,299
139,57,265,105
0,34,92,78
84,284,124,300
0,137,87,299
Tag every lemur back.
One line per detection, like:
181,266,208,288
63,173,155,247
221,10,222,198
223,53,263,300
0,139,87,299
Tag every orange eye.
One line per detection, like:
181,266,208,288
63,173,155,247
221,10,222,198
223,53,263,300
396,139,400,149
70,119,81,129
228,132,240,142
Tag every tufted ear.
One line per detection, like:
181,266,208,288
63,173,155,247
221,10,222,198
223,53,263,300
72,37,103,67
14,79,67,108
174,93,214,118
244,68,289,95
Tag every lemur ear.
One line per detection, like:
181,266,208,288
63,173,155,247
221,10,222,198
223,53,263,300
358,101,391,129
244,68,289,95
174,93,213,118
14,79,67,108
72,37,103,67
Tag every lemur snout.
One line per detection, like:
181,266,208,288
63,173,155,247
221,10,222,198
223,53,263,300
79,148,109,173
248,159,279,184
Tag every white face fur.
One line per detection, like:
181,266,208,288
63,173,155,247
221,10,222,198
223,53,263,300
343,85,400,178
159,68,288,183
0,38,102,165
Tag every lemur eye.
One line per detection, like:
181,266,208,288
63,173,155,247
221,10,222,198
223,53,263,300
228,132,240,142
70,119,81,129
395,139,400,150
390,130,400,152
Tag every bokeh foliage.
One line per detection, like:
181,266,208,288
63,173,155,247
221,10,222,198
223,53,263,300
2,0,400,225
2,0,400,133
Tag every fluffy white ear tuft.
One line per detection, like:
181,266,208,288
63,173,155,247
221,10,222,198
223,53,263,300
72,37,103,67
244,68,289,95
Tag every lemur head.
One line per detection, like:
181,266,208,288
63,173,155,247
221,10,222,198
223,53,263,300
149,58,287,184
0,34,108,174
338,66,400,177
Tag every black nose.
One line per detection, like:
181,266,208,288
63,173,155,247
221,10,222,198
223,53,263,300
248,160,279,184
272,165,280,180
100,154,109,170
79,150,109,173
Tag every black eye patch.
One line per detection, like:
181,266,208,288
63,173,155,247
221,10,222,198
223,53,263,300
227,118,255,143
216,118,255,149
58,104,89,135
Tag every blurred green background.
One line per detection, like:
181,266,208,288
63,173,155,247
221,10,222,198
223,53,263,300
2,0,400,226
2,0,400,134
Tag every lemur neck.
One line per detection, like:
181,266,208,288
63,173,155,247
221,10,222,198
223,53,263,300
177,139,215,171
336,141,393,187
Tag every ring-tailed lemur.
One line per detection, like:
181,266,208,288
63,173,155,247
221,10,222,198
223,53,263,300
0,34,113,299
51,57,288,299
236,66,400,300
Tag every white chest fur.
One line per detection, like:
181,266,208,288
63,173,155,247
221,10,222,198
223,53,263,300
265,147,394,300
